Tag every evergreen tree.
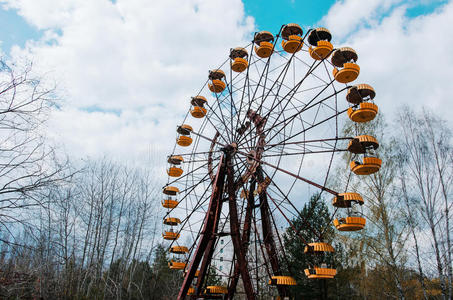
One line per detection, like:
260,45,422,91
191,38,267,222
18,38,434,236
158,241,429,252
206,264,223,286
283,193,333,299
150,244,183,300
283,193,356,299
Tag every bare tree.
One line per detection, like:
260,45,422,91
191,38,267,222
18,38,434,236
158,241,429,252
397,107,452,300
338,116,409,299
0,59,70,244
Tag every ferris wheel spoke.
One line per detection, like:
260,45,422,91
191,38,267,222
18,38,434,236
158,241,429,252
265,140,346,153
265,177,345,253
265,107,349,150
254,55,294,115
260,168,322,239
236,59,329,148
251,209,273,278
264,137,351,148
318,131,339,202
261,148,347,158
271,77,341,125
233,43,256,144
165,157,213,187
265,191,313,246
189,128,226,149
164,167,216,225
268,200,292,271
236,149,337,195
257,79,345,146
176,175,212,196
240,44,284,137
204,96,234,143
172,150,223,157
242,54,301,143
292,54,332,85
227,69,240,144
243,54,327,136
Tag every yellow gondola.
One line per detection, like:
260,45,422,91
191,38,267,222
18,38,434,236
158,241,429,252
190,96,208,118
346,83,375,103
281,23,303,53
163,186,179,195
162,199,178,209
350,156,382,175
162,185,179,209
163,217,181,226
162,231,180,240
167,155,184,177
191,106,207,118
333,216,366,231
348,102,378,123
167,167,183,177
331,47,360,83
169,260,186,270
304,242,335,253
208,69,226,93
254,31,274,58
347,135,379,154
230,47,249,73
303,242,336,279
176,125,193,147
346,84,378,122
170,246,189,254
205,286,228,294
304,267,337,279
332,192,363,208
308,27,333,60
268,275,297,286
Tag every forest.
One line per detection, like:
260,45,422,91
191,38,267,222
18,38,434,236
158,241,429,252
0,57,451,300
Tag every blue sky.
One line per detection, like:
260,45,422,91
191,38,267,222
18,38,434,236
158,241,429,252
243,0,336,30
0,0,449,53
0,7,40,53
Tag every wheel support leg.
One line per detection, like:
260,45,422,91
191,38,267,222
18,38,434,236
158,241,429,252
227,179,256,299
177,155,226,300
257,167,289,298
226,154,256,299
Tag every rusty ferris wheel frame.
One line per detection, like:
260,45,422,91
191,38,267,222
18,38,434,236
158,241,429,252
161,24,380,300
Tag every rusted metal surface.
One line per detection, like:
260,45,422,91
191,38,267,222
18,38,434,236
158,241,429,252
256,167,288,298
177,155,226,300
227,166,255,299
226,152,255,299
227,179,256,299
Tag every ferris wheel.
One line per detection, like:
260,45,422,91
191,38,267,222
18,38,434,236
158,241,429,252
161,24,381,299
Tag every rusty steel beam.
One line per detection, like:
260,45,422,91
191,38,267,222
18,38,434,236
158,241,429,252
256,167,289,298
226,153,256,299
177,155,226,300
195,185,225,296
227,179,256,299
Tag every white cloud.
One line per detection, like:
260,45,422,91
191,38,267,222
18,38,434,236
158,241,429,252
321,0,403,40
1,0,255,166
1,0,79,29
321,0,453,124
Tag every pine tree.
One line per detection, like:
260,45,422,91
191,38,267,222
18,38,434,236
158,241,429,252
283,193,333,299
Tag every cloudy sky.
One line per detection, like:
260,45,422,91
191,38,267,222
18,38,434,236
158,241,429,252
0,0,451,168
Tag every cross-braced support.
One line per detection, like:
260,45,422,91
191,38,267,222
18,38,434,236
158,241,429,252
177,155,226,299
